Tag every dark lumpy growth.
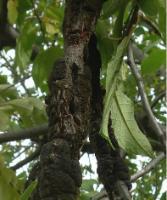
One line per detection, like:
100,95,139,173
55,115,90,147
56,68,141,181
48,59,66,90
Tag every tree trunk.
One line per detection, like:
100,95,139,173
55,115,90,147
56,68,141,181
29,1,103,199
28,1,131,199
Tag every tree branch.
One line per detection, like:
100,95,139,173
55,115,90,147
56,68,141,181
151,91,166,109
0,117,165,153
11,147,41,170
92,153,165,199
139,11,162,38
131,153,165,182
0,124,48,143
127,42,166,151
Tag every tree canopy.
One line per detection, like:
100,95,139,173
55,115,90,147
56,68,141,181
0,0,166,200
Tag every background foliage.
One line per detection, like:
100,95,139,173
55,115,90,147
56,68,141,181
0,0,166,199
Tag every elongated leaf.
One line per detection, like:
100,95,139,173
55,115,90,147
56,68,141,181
7,0,18,24
101,37,130,142
20,181,37,200
111,90,153,157
158,0,166,40
15,20,37,69
8,98,34,113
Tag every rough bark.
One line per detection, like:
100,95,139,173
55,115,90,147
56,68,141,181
27,1,132,199
88,36,131,199
29,1,104,199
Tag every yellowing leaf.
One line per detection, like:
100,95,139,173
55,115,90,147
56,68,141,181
7,0,18,24
43,16,59,35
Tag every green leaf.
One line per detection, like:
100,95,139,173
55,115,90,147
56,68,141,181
0,111,10,131
17,0,31,26
141,49,165,74
102,0,129,18
32,47,63,92
0,165,21,200
101,37,130,144
8,98,34,113
43,16,59,35
7,0,18,24
15,20,37,69
96,19,111,39
0,84,18,99
138,0,158,16
97,37,114,68
157,0,166,40
81,179,97,192
7,97,45,115
138,0,166,42
42,2,64,35
110,90,153,157
20,181,37,200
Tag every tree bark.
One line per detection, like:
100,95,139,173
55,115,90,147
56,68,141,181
29,1,104,199
28,1,132,199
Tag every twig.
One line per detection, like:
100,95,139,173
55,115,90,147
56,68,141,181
151,91,166,109
0,75,31,94
139,11,162,38
31,0,46,43
131,153,165,182
0,124,48,143
11,147,41,170
127,42,166,151
13,146,30,160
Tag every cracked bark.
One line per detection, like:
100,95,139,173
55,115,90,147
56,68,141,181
29,1,104,199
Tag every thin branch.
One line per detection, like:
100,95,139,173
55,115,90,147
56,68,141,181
0,124,48,143
131,153,165,182
127,42,166,151
151,91,166,109
11,147,41,170
139,11,162,38
13,146,31,160
31,0,46,43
